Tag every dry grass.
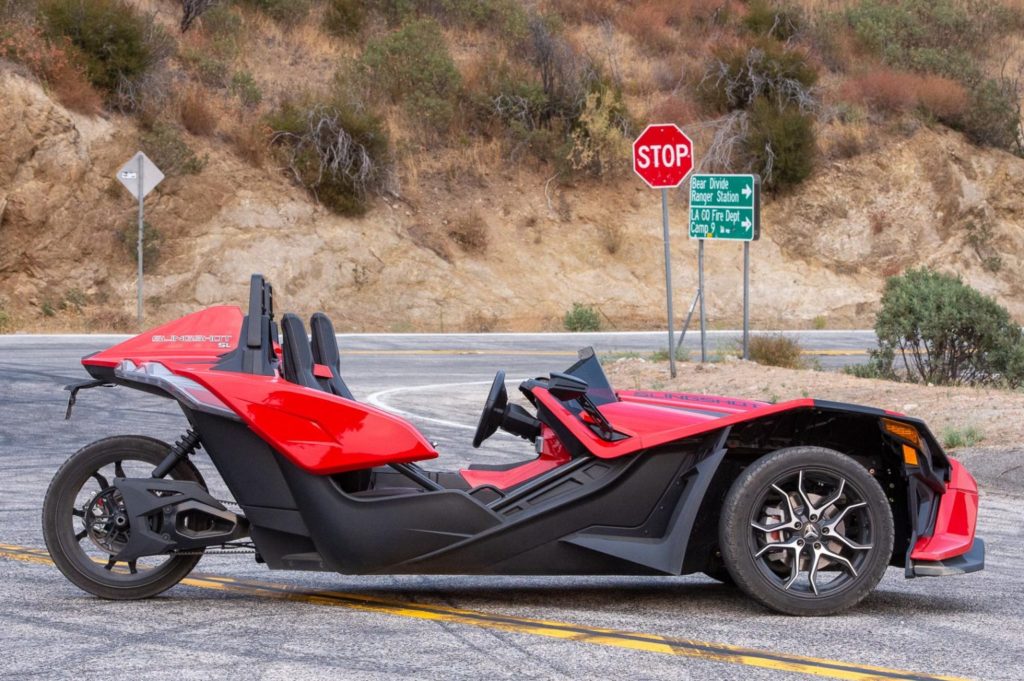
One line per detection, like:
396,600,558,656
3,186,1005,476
230,116,269,166
447,210,489,253
547,0,619,23
840,67,968,120
0,25,103,115
648,94,701,125
178,86,218,136
598,222,625,255
464,309,500,332
49,57,103,115
407,222,453,262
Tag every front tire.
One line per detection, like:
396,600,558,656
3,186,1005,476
42,436,205,600
719,447,894,616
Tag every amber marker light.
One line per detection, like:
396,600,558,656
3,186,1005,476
882,418,921,447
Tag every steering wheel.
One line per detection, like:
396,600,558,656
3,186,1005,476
472,370,507,448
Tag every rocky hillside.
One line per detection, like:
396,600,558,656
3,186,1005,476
1,0,1023,332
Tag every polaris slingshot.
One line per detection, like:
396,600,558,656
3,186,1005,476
43,275,984,616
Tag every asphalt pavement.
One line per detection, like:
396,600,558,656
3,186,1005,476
0,333,1020,681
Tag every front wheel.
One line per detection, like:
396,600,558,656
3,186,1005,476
42,436,205,599
719,447,894,616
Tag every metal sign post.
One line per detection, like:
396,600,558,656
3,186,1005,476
116,152,164,324
136,154,144,322
743,241,750,360
687,174,761,362
660,188,675,377
698,240,706,362
632,124,695,379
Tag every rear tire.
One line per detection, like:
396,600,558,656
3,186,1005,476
42,436,205,600
719,447,894,616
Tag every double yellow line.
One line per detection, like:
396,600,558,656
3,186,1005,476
0,543,968,681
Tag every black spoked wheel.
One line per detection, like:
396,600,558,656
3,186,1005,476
720,447,894,616
42,436,205,600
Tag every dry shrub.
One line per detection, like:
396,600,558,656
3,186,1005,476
407,223,452,262
48,54,103,114
87,309,135,332
447,211,489,253
231,117,269,167
840,67,967,122
748,333,803,368
648,95,700,126
617,5,677,55
598,222,624,255
824,126,863,159
178,86,217,136
464,310,500,332
0,25,102,114
548,0,619,23
916,76,969,121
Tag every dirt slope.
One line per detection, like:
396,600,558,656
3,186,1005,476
1,65,1023,332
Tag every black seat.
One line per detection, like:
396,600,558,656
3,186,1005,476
310,312,355,400
280,314,320,391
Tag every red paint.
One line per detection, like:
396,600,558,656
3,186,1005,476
910,458,979,561
173,365,438,475
312,364,334,379
532,387,816,459
84,306,243,368
633,124,694,188
460,426,570,490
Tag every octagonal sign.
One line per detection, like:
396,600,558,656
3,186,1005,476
633,124,694,189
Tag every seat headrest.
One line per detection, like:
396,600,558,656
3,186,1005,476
280,313,319,390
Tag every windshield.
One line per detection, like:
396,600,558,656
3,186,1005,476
564,348,617,406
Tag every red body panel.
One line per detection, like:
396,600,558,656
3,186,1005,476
459,426,570,490
910,458,979,561
533,387,815,459
84,306,243,369
173,365,438,475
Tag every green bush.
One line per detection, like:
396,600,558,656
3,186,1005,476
360,18,461,130
872,268,1024,387
743,98,816,192
563,85,633,178
324,0,365,36
181,49,229,87
117,220,162,269
266,97,392,216
236,0,311,27
367,0,527,36
743,0,803,41
0,304,10,333
957,78,1023,154
40,0,153,92
748,333,804,368
140,123,207,176
230,70,263,108
563,303,600,332
842,347,897,380
845,0,1011,83
697,39,817,113
942,425,984,449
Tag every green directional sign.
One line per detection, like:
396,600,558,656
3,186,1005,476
688,174,760,241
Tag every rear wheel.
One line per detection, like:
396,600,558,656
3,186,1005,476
719,447,894,616
42,436,205,600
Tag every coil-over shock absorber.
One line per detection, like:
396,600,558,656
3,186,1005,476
151,429,202,479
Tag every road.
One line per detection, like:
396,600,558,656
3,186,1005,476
0,333,1019,681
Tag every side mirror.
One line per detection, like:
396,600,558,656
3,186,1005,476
548,372,588,402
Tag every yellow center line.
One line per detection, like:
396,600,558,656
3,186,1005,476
0,543,968,681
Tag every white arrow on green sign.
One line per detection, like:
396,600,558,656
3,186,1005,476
688,173,760,241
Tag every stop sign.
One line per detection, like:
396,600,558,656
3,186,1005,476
633,124,694,189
